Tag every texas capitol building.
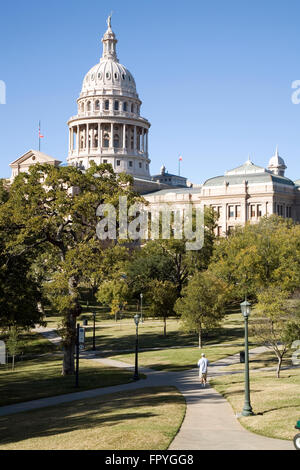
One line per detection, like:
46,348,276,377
8,17,300,236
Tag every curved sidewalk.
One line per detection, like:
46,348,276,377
0,351,294,450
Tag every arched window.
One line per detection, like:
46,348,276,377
103,133,109,148
104,100,109,110
123,102,127,112
131,103,134,113
114,134,120,148
87,101,91,112
114,100,119,111
81,102,84,112
95,100,100,111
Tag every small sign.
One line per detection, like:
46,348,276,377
78,327,85,345
0,341,6,365
79,344,85,351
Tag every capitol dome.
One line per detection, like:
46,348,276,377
67,15,151,180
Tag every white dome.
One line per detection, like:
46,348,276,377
80,21,138,99
268,147,286,169
81,61,137,97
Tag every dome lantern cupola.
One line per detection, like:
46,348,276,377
101,14,118,63
268,147,287,177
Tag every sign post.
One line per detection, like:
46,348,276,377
75,325,85,388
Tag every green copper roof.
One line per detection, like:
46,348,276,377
203,172,295,187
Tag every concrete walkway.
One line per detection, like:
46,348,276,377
0,346,294,450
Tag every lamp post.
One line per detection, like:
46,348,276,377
240,298,253,416
140,293,143,323
133,314,140,381
92,311,96,351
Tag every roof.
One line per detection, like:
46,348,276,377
144,187,202,197
203,172,295,187
10,149,62,167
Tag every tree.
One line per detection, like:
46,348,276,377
6,327,23,370
251,287,300,378
0,162,140,375
147,280,178,336
210,216,300,301
175,271,228,348
96,278,129,322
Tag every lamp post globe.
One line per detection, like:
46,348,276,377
140,293,143,323
240,298,253,416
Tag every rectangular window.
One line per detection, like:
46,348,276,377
257,204,262,217
139,162,142,168
228,206,234,218
114,101,119,111
217,226,222,237
116,160,120,166
103,159,107,164
250,205,256,218
129,161,133,167
235,205,241,218
105,100,109,110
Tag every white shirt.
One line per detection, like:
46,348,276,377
198,357,208,373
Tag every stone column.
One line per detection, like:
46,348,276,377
85,124,88,151
134,126,137,153
142,128,145,153
146,130,148,154
98,122,101,151
76,125,79,156
110,123,114,148
123,124,126,151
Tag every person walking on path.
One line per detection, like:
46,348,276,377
198,353,209,387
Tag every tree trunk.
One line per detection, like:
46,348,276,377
12,354,15,371
276,355,282,379
163,317,167,337
62,276,82,376
198,328,202,349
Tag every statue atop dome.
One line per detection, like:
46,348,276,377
107,12,113,30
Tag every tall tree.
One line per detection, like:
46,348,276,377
147,280,178,336
251,287,300,378
0,162,140,375
174,271,228,348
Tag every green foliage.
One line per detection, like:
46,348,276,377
0,163,141,374
210,216,300,301
146,280,178,336
251,287,300,377
175,271,228,347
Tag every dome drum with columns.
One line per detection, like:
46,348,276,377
67,17,151,178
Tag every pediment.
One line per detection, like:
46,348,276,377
9,150,61,167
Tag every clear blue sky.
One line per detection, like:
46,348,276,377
1,0,300,182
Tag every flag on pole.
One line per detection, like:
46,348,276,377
178,155,182,176
38,121,44,151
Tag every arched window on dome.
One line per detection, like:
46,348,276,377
123,102,127,112
114,100,119,111
95,100,100,111
131,103,134,113
81,102,84,113
103,133,109,148
104,100,109,111
87,101,91,112
114,134,120,148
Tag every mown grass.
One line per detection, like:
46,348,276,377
0,386,185,450
0,356,139,407
211,368,300,441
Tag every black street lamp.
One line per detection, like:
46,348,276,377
133,314,140,381
140,293,143,323
240,298,254,416
92,311,96,351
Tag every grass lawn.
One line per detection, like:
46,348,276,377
0,330,58,359
110,344,243,372
0,356,141,407
0,386,185,450
210,368,300,441
218,349,294,373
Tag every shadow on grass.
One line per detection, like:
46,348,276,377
0,387,181,446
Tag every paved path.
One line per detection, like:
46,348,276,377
0,345,294,450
